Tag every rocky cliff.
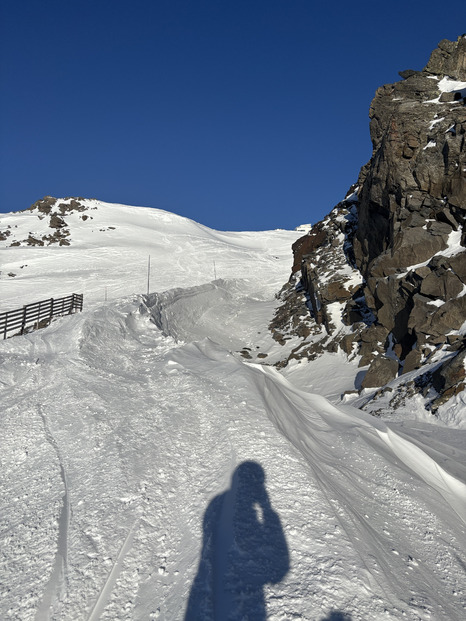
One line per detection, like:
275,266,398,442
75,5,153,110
273,36,466,413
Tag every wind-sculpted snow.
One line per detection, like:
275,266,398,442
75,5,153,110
144,279,289,358
1,202,465,620
170,337,466,619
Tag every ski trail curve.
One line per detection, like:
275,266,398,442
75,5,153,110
35,405,70,621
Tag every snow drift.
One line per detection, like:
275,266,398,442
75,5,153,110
1,199,465,620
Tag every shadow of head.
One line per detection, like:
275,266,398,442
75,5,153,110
233,460,266,486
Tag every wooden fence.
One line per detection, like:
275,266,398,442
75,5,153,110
0,293,83,339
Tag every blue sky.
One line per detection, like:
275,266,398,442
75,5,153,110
1,1,464,230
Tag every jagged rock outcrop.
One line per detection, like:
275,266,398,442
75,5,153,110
273,36,466,409
0,196,95,246
431,344,466,408
353,36,466,389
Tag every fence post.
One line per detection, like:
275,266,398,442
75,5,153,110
36,300,42,330
21,306,26,334
3,312,8,339
20,305,27,335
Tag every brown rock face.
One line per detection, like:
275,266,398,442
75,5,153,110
352,36,466,366
277,37,466,409
361,356,399,389
424,37,466,81
354,43,466,279
297,196,362,333
291,228,327,273
431,346,466,409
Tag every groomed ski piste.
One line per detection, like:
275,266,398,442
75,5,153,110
1,200,465,620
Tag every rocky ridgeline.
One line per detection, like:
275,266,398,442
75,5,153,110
0,196,95,247
273,36,466,411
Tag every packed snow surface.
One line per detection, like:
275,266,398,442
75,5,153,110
1,201,465,620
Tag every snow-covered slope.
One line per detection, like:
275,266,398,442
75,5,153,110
1,200,465,620
0,198,296,311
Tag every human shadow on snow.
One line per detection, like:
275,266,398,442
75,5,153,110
184,461,289,620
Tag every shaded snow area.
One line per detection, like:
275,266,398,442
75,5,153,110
1,201,465,620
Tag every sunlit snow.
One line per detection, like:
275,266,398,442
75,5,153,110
1,201,465,620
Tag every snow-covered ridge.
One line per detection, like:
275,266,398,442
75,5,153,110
0,197,300,311
1,197,290,249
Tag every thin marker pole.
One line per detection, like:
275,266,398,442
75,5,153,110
147,255,151,295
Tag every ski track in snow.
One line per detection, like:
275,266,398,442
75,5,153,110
1,202,465,620
35,405,71,621
1,301,465,620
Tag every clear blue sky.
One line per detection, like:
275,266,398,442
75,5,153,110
1,1,464,230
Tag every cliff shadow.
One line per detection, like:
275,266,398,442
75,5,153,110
184,461,289,620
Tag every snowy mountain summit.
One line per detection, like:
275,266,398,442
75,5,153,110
1,38,466,621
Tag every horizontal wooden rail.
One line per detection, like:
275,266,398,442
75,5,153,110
0,293,83,339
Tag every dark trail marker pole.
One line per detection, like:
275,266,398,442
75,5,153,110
147,255,151,295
